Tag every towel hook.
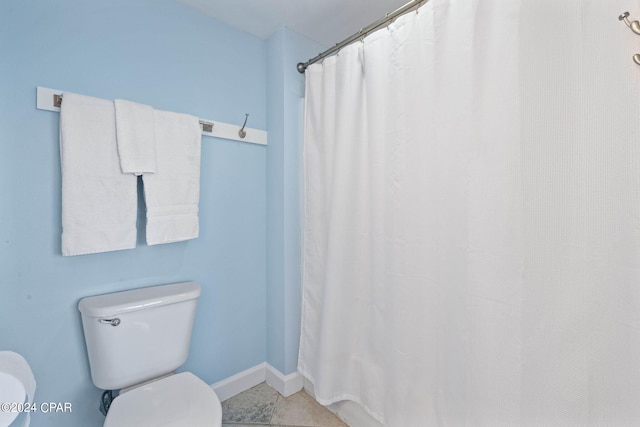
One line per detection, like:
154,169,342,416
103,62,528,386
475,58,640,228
238,113,249,139
619,12,640,65
620,12,640,35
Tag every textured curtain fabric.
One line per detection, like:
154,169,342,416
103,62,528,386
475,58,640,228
299,0,640,425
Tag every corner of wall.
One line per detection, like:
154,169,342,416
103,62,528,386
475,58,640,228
265,26,327,376
210,362,303,401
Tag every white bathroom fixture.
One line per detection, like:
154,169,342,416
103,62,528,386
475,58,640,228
0,351,36,427
78,281,221,427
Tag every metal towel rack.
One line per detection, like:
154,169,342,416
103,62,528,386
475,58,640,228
38,87,267,145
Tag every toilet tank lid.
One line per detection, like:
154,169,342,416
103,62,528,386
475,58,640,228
78,282,201,318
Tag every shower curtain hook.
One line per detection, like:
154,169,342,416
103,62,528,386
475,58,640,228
387,17,397,31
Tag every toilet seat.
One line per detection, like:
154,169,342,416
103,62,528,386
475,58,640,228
104,372,222,427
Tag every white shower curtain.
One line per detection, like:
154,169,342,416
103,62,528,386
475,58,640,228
299,0,640,425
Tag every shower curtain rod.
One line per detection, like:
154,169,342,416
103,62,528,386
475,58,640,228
296,0,428,73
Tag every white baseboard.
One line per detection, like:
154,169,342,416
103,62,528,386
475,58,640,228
210,362,303,402
210,362,267,402
265,364,304,397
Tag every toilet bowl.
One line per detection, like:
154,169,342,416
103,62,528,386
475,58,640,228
104,372,221,427
78,282,222,427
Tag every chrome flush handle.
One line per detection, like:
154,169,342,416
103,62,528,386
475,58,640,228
98,318,121,327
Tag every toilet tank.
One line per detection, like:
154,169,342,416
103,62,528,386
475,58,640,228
78,282,201,391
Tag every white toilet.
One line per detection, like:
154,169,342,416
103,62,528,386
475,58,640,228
78,281,222,427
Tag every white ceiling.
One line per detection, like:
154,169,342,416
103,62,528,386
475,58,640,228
177,0,409,47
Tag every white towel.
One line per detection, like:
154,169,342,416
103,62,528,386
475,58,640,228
59,93,137,256
114,99,157,175
142,109,201,245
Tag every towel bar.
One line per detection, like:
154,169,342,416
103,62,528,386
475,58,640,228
36,86,267,145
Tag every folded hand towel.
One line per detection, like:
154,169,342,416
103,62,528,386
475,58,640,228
114,99,157,175
59,93,137,256
142,109,201,245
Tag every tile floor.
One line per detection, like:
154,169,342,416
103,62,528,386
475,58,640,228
221,382,347,427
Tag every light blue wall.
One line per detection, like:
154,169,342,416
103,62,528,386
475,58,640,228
0,1,267,426
266,28,324,375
